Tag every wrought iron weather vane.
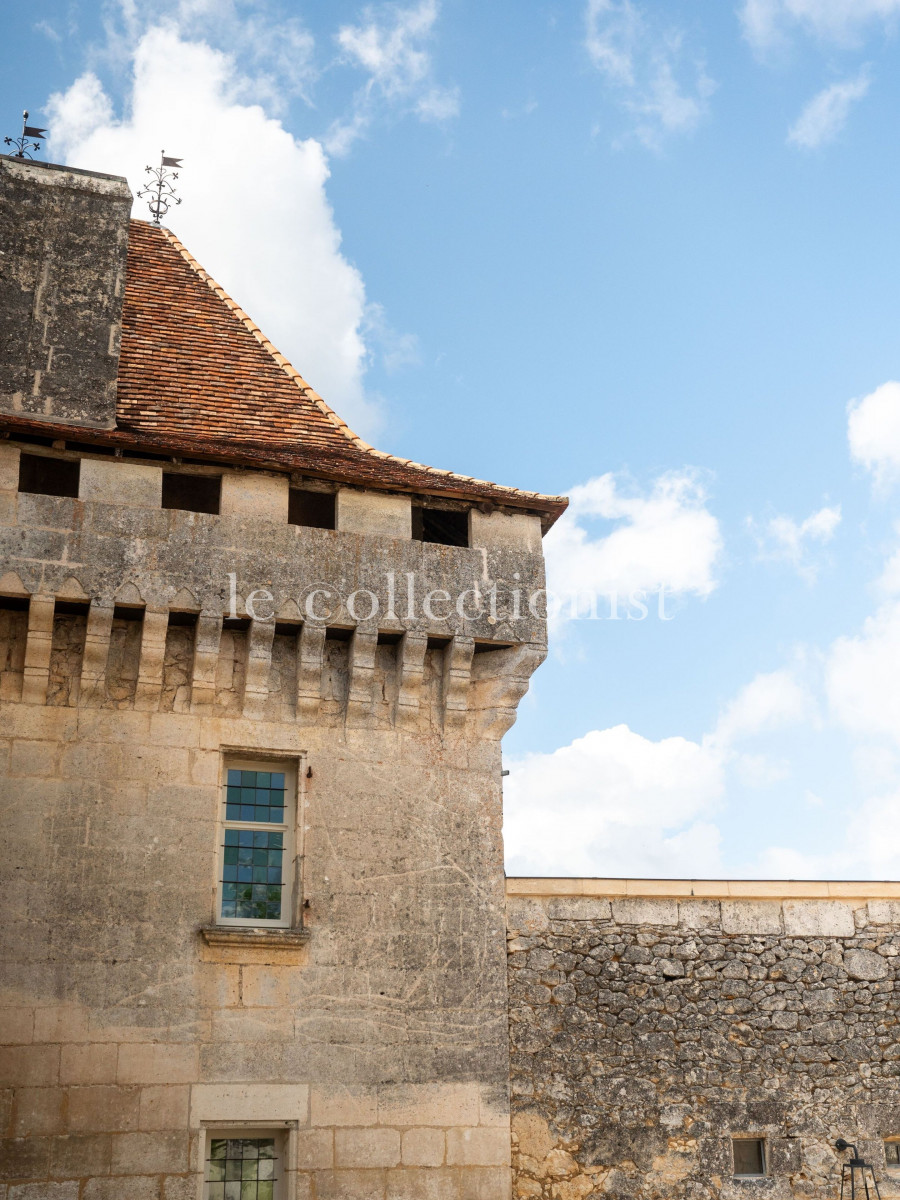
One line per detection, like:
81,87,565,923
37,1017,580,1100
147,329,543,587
4,110,47,159
137,150,183,224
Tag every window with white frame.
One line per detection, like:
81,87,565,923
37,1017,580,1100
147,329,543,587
217,759,296,927
204,1132,282,1200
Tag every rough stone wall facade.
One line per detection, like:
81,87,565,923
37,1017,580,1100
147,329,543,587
507,888,900,1200
0,157,131,430
0,440,547,1197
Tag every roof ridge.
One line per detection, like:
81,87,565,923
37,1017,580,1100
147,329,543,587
156,224,566,506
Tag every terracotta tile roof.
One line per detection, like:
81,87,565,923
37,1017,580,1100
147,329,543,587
117,222,567,522
0,218,566,524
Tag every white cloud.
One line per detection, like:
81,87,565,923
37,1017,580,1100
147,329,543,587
712,668,811,748
787,72,870,149
543,471,722,622
748,504,841,579
584,0,715,148
504,660,815,878
106,0,317,110
848,380,900,485
826,600,900,743
740,0,900,53
328,0,458,155
46,24,380,434
504,725,725,877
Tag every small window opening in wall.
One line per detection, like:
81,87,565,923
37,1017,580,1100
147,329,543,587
412,505,469,547
289,488,335,530
886,1141,900,1166
733,1139,766,1177
0,596,30,613
18,453,80,498
204,1132,282,1199
162,471,221,515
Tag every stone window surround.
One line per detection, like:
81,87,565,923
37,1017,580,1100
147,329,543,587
199,1122,298,1200
213,750,307,934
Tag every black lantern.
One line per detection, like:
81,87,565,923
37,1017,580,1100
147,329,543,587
836,1139,882,1199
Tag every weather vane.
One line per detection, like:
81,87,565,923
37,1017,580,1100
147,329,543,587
4,110,47,159
137,150,183,224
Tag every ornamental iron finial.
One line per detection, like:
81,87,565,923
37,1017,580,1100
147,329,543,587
4,110,47,159
137,150,183,225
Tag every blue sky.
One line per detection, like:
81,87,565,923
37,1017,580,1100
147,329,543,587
7,0,900,879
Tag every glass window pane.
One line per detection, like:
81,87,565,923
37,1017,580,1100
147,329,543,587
226,770,242,786
734,1140,764,1175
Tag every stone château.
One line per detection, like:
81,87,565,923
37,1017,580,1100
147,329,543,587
1,152,898,1199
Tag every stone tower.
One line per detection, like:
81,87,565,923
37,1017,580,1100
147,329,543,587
0,154,565,1196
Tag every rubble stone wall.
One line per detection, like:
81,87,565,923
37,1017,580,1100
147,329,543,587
507,888,900,1200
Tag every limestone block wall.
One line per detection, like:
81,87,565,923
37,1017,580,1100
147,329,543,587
0,439,549,1196
506,880,900,1200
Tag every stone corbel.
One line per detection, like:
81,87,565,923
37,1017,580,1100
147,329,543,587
134,607,169,711
346,628,378,725
469,643,547,739
441,635,474,734
79,598,115,705
395,630,428,731
21,594,55,706
242,618,276,719
296,623,325,722
190,611,223,710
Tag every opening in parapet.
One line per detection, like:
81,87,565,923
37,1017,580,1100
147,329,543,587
412,505,469,547
18,452,80,499
473,641,515,653
289,488,335,530
162,471,221,515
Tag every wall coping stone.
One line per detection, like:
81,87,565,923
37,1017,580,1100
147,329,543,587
506,877,900,899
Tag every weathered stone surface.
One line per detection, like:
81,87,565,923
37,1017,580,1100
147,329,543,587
0,157,131,429
0,420,546,1196
509,894,900,1199
844,948,889,981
